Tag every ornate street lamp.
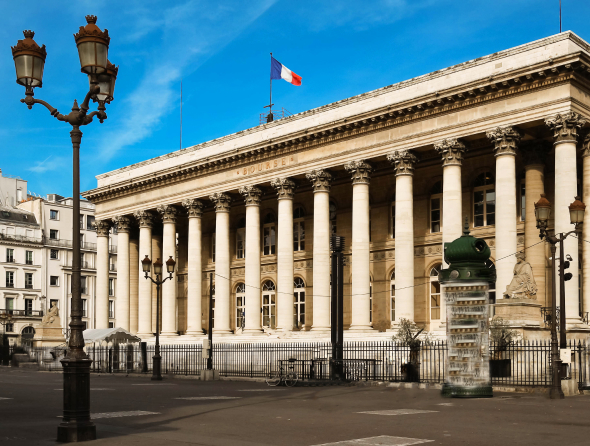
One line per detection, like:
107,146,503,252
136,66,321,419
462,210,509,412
143,256,176,381
0,312,14,366
11,16,117,442
535,193,585,400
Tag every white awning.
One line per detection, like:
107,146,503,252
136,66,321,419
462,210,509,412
83,328,141,344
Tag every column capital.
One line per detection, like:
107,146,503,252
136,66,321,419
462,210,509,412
545,112,587,144
520,140,551,165
112,215,132,233
306,169,333,192
93,219,111,237
209,192,232,212
182,198,204,217
486,125,523,156
157,204,178,223
344,160,373,185
387,150,420,176
238,185,262,206
133,209,156,228
270,177,296,200
583,133,590,158
434,138,467,166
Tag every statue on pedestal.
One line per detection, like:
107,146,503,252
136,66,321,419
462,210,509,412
33,302,65,347
41,301,60,326
503,252,537,299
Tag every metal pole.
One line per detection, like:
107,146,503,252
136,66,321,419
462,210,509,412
58,126,96,441
336,250,344,369
559,237,567,349
550,241,564,399
207,273,213,370
152,278,162,380
330,248,337,379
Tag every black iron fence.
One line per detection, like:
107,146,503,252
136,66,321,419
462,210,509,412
9,340,590,390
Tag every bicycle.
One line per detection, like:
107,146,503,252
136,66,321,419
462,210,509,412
266,358,298,387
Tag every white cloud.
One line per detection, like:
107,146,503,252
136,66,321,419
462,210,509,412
28,155,70,173
93,0,276,162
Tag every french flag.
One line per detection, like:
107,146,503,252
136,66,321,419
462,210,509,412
271,56,302,86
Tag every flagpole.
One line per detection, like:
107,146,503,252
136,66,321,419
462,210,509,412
270,52,273,112
560,0,562,32
180,79,183,150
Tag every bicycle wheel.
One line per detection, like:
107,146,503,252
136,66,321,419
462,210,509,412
285,372,298,387
266,371,281,387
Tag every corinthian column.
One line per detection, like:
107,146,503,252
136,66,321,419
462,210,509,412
113,216,131,330
182,199,204,336
487,126,522,297
344,160,373,331
434,138,466,268
521,141,550,306
134,209,155,337
129,235,139,334
157,205,178,336
239,186,263,333
306,169,333,331
387,151,419,322
546,112,587,323
94,220,111,329
583,134,590,319
271,178,296,331
209,193,232,333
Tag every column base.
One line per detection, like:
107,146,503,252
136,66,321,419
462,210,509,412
347,325,374,332
311,326,331,332
137,332,154,339
160,331,180,337
183,331,205,337
57,422,96,443
212,328,233,335
242,329,265,335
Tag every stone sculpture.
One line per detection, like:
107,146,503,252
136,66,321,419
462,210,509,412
503,252,537,299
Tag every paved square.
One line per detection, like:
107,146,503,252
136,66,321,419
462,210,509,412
357,409,438,416
313,436,434,445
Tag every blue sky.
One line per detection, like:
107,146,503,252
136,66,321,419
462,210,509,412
2,0,589,197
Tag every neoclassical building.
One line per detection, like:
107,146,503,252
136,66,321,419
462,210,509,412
83,32,590,341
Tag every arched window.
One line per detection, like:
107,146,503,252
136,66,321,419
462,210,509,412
293,207,305,251
236,218,246,259
390,193,396,238
262,280,276,328
235,283,246,329
263,213,276,256
21,326,35,346
330,201,337,235
390,272,395,324
473,172,495,227
294,277,306,329
430,264,442,320
430,181,442,233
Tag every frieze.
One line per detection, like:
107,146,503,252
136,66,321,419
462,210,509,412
236,155,297,176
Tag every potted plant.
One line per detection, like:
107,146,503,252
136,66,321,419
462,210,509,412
392,318,432,382
489,317,520,378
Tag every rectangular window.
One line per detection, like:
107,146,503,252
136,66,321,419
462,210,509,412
87,215,95,230
109,278,114,296
236,228,245,259
82,299,87,317
50,276,59,286
108,322,114,329
25,299,33,315
430,197,441,233
82,321,87,330
109,300,114,319
80,276,87,295
293,222,305,251
474,188,496,227
6,248,14,263
50,229,58,240
211,233,216,262
5,323,14,332
50,249,59,260
79,214,84,229
390,203,395,238
50,210,59,220
263,226,276,256
6,271,14,288
520,181,526,222
5,298,14,311
430,281,441,320
25,251,33,265
25,273,33,289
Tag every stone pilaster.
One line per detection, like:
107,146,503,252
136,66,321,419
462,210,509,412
113,216,131,330
157,205,178,336
182,199,204,336
133,210,155,337
210,193,231,333
94,220,111,329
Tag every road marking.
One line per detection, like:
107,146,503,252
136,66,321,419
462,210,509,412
436,403,454,406
176,396,242,400
54,388,114,391
0,397,13,400
357,409,438,416
57,411,160,419
313,435,434,445
132,383,177,386
238,389,283,392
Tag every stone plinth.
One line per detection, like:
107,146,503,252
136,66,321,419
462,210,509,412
33,325,66,347
494,298,542,326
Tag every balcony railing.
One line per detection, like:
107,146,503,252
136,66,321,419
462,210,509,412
25,284,34,289
26,260,33,265
62,261,94,269
5,283,14,288
46,238,72,248
5,258,15,263
0,309,43,318
0,233,43,244
82,242,97,251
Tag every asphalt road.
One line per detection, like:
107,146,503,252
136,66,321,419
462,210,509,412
1,368,589,446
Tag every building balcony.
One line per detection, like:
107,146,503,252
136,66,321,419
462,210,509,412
5,258,15,263
0,309,43,318
62,261,94,270
109,264,116,272
24,284,33,289
0,234,43,244
109,245,117,254
5,284,14,288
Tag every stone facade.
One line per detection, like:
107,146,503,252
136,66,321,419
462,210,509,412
83,32,590,340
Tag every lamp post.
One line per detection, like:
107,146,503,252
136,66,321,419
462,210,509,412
11,16,117,442
142,256,176,380
0,312,13,366
534,194,586,399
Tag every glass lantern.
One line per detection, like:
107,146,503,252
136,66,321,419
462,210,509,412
11,30,47,89
74,15,110,75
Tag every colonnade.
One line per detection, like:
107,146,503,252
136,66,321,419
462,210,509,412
92,113,590,334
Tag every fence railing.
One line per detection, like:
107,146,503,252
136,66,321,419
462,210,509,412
9,340,590,390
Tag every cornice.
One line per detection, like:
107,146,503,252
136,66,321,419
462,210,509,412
83,56,590,204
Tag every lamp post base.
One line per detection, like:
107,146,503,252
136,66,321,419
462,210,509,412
57,358,96,442
152,355,162,381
